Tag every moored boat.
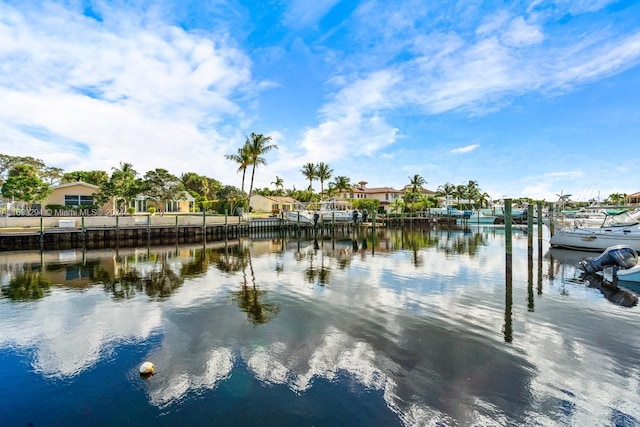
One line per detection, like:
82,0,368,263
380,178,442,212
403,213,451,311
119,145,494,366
456,210,497,225
616,266,640,283
550,211,640,251
284,199,354,225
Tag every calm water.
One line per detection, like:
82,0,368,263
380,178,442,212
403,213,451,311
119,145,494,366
1,226,639,426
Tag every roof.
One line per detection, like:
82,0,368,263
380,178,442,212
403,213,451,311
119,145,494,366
53,181,100,190
266,195,298,203
252,195,298,204
343,186,403,194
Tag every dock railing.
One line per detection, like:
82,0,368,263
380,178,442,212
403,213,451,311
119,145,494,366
0,213,241,234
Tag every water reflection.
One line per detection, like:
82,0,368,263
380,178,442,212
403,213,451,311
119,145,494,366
2,269,52,301
549,248,638,307
231,247,280,325
1,227,639,426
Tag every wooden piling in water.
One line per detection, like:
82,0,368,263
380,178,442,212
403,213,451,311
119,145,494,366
505,199,512,256
527,205,533,249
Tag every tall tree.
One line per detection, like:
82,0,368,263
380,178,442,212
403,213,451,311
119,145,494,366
61,170,109,186
1,164,52,205
454,184,467,207
301,162,316,191
465,180,480,207
181,172,221,200
436,182,456,206
0,154,62,186
390,198,405,214
315,162,333,198
143,168,186,211
225,143,252,193
409,174,426,193
332,175,352,198
245,133,277,204
405,174,426,205
95,162,143,210
271,176,284,196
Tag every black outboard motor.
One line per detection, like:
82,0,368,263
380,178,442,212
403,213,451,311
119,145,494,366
579,245,638,274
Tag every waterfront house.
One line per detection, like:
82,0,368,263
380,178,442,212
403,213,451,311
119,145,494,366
627,192,640,205
133,193,195,214
42,181,114,213
42,181,195,215
250,195,298,214
336,183,412,213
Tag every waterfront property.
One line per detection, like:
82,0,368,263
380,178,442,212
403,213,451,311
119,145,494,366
249,194,298,214
42,181,113,212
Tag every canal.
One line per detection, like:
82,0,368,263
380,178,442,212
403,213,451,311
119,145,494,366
0,226,638,426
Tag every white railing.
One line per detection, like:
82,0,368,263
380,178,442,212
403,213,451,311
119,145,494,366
0,214,241,231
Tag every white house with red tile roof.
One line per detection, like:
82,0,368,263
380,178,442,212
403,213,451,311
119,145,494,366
337,183,436,212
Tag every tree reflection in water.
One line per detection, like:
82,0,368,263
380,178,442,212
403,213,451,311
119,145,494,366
300,238,331,286
98,250,184,300
439,228,486,257
2,269,51,301
229,243,280,325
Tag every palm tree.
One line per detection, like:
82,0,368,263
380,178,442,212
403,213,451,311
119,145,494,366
110,162,141,209
476,192,491,208
246,133,277,203
405,174,426,205
325,183,337,199
225,143,252,193
390,198,405,214
301,163,316,191
454,184,466,208
315,162,333,198
436,182,456,204
333,176,351,190
465,180,480,208
409,174,426,193
271,176,284,196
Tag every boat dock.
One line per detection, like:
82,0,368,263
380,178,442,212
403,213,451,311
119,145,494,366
0,214,458,251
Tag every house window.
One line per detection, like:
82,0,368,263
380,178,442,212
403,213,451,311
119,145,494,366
64,195,94,206
166,201,179,212
385,194,389,200
135,199,147,212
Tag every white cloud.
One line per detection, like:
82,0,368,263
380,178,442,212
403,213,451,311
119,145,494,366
501,17,544,47
0,2,255,178
450,143,480,154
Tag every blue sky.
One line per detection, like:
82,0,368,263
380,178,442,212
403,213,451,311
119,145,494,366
1,0,640,202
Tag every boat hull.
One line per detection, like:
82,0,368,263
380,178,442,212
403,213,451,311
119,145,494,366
550,227,640,252
285,211,314,225
456,214,497,225
617,266,640,283
285,210,353,224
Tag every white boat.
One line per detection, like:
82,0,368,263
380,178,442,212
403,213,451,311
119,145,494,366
284,200,354,225
550,207,634,229
456,210,497,225
285,209,315,225
550,211,640,251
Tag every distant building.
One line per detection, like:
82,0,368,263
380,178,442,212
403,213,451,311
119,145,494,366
250,195,298,214
627,192,640,205
336,183,410,212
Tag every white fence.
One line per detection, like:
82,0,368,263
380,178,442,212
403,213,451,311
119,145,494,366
1,214,241,231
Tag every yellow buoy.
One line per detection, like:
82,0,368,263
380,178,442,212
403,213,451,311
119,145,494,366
139,361,155,376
